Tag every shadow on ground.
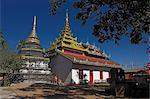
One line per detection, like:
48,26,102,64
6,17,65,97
13,83,112,99
12,83,149,99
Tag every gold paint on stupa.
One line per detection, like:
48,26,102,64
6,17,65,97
22,55,49,60
26,16,40,44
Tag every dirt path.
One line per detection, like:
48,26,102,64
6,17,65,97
0,87,16,99
2,82,115,99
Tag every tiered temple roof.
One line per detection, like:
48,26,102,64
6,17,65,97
47,12,121,68
47,12,86,53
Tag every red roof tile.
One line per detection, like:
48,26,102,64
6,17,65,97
63,51,120,68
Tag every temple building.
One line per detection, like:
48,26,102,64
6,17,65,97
47,12,121,84
18,16,51,80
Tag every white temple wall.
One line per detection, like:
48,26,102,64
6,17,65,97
93,71,100,83
71,69,79,84
24,61,49,68
103,71,109,81
21,60,50,74
71,69,110,84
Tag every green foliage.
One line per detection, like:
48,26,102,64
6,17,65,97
8,53,23,72
0,50,23,73
0,32,23,86
3,77,11,86
49,0,150,44
49,0,66,15
0,32,22,72
0,32,8,49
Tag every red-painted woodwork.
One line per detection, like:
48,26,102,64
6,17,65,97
79,69,83,80
90,70,93,84
100,71,103,80
108,72,111,78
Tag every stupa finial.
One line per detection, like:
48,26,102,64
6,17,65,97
33,16,36,31
29,16,38,38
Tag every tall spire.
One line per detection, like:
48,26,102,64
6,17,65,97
29,16,38,38
33,16,36,31
66,10,69,26
26,16,40,45
63,10,71,33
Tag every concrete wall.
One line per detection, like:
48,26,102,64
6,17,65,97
50,54,73,83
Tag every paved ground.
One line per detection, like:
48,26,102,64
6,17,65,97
0,87,16,99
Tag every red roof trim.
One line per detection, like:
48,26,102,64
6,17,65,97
63,52,119,66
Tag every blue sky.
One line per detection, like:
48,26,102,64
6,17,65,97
1,0,148,67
